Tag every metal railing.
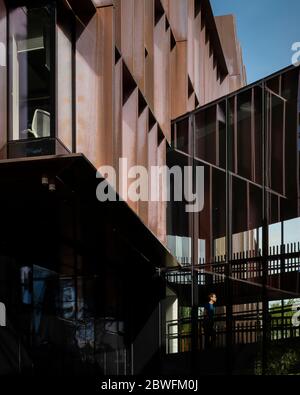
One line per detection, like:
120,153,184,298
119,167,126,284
167,243,300,287
166,306,300,354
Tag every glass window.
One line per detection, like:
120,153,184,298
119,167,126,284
195,105,216,165
267,92,285,194
237,89,252,180
217,101,226,169
57,2,74,152
228,96,236,173
254,86,263,185
9,3,54,141
176,118,189,154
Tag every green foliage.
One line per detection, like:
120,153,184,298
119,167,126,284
255,344,300,375
269,301,295,324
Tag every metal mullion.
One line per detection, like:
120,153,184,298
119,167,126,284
225,96,233,374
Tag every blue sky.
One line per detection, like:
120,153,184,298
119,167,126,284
211,0,300,83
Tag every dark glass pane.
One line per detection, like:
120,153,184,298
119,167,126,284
228,96,236,173
197,162,212,264
171,123,175,148
266,75,280,95
195,105,216,165
212,167,226,260
268,93,285,194
176,118,189,154
232,177,247,237
218,101,226,169
237,89,252,180
254,86,263,185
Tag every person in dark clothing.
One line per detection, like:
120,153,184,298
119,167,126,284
203,293,217,349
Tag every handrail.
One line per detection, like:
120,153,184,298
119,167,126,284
168,243,300,271
165,306,300,354
164,247,300,288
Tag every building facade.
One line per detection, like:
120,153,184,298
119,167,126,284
0,0,246,241
3,0,289,376
166,65,300,375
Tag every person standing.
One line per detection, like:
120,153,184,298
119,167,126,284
203,293,217,349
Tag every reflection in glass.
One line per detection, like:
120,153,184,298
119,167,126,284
21,265,32,305
33,265,54,335
218,101,226,169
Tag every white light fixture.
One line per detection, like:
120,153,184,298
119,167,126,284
41,176,49,186
49,182,56,192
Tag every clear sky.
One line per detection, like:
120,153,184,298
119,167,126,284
211,0,300,83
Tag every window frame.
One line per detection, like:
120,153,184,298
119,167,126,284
6,0,57,143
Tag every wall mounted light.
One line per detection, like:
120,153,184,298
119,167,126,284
49,182,56,192
41,175,49,186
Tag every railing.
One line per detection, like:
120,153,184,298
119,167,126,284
166,306,300,354
167,243,300,287
95,348,131,375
